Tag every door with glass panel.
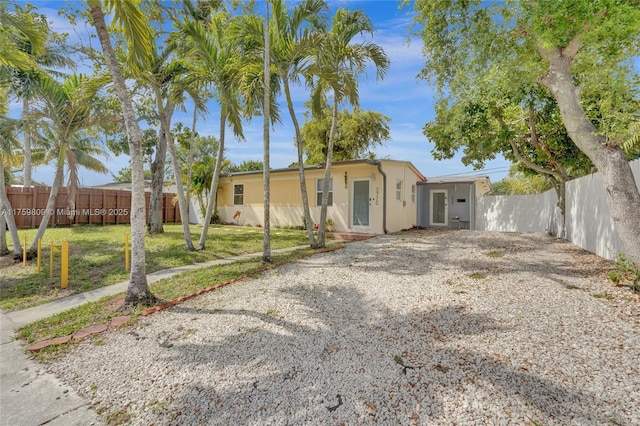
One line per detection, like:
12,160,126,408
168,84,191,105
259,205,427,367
352,180,370,228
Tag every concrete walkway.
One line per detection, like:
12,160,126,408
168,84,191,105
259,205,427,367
0,244,317,426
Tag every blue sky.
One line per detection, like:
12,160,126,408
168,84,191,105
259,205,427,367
11,0,511,186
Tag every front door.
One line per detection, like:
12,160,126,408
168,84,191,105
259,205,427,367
352,180,370,228
430,189,448,226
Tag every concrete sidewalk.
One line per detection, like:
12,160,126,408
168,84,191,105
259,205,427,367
0,243,320,426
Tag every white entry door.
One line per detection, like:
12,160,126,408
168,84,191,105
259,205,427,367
430,189,448,226
352,180,370,228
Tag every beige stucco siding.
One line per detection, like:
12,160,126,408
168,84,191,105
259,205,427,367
215,160,423,234
380,160,421,232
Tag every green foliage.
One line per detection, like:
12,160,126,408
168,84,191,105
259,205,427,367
302,105,390,164
227,159,263,173
411,0,639,182
114,166,151,182
491,168,555,195
609,253,640,292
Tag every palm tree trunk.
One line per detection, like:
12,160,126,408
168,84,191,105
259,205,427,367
89,3,155,306
318,99,338,248
0,158,22,257
186,107,197,225
29,161,64,254
0,213,7,256
22,97,32,187
162,114,194,251
262,0,271,263
148,127,167,234
197,112,226,250
283,80,317,248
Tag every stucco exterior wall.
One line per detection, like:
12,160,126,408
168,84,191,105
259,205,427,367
380,160,420,232
214,160,422,234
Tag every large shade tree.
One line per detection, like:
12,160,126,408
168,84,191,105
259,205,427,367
302,104,390,164
424,86,594,223
411,0,640,265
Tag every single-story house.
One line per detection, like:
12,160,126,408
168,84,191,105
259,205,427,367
216,159,426,235
416,175,491,230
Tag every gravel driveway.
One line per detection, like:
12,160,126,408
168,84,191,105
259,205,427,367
45,230,640,425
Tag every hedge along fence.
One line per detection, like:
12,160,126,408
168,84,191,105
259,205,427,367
5,186,180,229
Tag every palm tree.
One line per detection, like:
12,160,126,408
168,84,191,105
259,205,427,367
269,0,328,248
132,42,204,249
27,73,110,253
0,116,23,258
87,0,156,306
0,3,45,258
2,4,72,187
262,0,272,263
311,9,389,247
180,10,246,250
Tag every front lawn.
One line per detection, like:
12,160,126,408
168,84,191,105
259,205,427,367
0,224,311,311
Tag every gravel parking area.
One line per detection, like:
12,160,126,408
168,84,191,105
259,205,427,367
45,230,640,425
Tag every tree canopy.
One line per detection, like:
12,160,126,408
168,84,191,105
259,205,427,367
302,105,390,164
411,0,640,263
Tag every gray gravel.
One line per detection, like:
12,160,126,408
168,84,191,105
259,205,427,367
44,230,640,425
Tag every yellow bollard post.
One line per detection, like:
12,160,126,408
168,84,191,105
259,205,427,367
50,241,54,278
23,236,27,267
61,241,68,289
37,239,41,273
125,234,130,272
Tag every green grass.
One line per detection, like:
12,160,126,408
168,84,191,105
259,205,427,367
15,246,336,354
470,272,487,279
486,251,504,258
0,224,312,311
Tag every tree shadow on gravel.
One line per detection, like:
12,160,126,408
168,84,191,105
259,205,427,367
135,281,607,425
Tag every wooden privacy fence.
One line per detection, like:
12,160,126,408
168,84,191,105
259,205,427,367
5,186,180,229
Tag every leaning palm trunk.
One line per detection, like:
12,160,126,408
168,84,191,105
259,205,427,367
29,160,64,254
0,159,22,257
283,82,317,248
197,112,226,250
162,116,194,251
88,2,155,306
317,100,338,247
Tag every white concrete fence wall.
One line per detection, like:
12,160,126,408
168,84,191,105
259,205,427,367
476,158,640,260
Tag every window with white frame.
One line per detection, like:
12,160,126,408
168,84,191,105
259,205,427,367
233,184,244,205
396,180,403,201
316,178,333,206
411,184,416,203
